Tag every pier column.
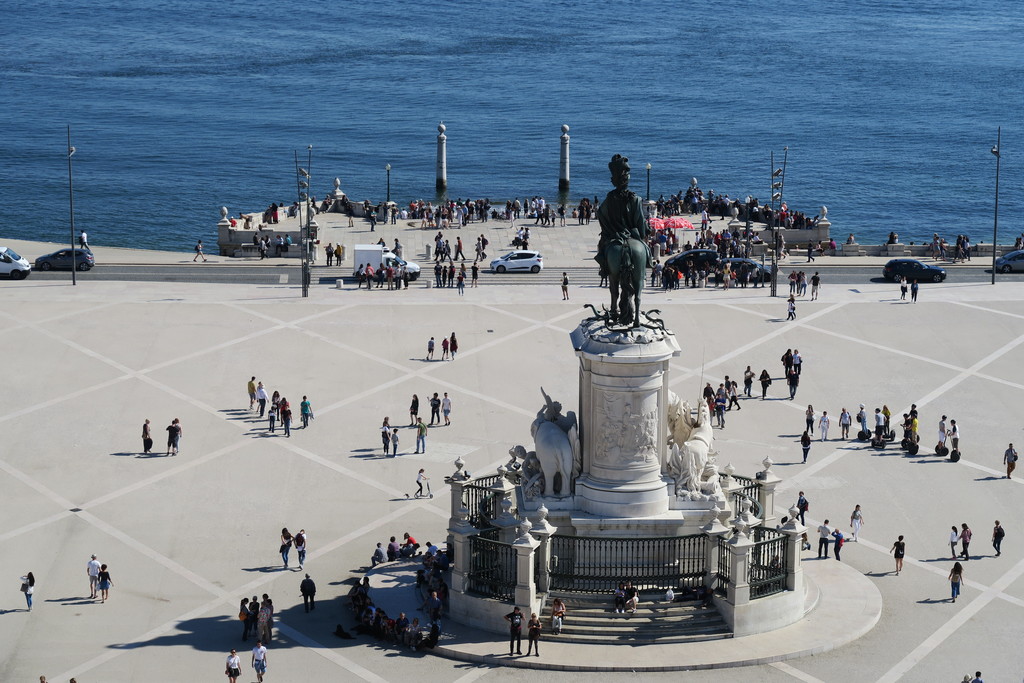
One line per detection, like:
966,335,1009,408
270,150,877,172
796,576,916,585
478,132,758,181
513,520,541,609
529,505,557,594
755,457,781,528
447,505,477,595
559,124,570,192
436,123,447,192
779,505,806,595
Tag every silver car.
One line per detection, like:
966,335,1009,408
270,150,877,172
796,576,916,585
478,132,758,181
995,249,1024,273
490,250,543,273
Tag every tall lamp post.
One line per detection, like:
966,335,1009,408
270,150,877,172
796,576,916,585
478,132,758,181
66,126,77,286
295,146,313,298
385,163,391,204
768,147,788,298
646,163,652,202
991,127,1001,285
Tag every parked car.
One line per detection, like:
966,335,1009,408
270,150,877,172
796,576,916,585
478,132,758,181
995,249,1024,273
490,250,543,273
720,257,774,282
664,248,720,272
882,258,945,282
34,248,95,271
0,246,31,279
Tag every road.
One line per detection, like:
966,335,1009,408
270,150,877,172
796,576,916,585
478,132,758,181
17,263,1011,287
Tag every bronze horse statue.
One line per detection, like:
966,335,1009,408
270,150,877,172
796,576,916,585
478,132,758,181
595,154,652,328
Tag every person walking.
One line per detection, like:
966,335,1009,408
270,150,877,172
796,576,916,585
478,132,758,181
805,405,815,435
787,367,799,400
787,295,797,320
911,279,919,302
949,525,960,559
429,393,441,425
743,366,755,397
426,337,435,361
526,612,542,656
441,336,450,360
280,528,293,570
409,394,419,426
850,505,864,541
948,562,964,602
800,431,811,464
193,239,208,262
251,640,268,683
899,275,908,300
280,400,292,438
300,574,316,612
20,572,35,611
267,402,278,433
247,377,257,410
141,418,153,454
1004,443,1017,479
819,411,831,441
958,523,972,560
390,428,400,456
810,271,821,300
442,393,452,426
504,606,524,655
300,396,313,428
415,417,428,454
97,563,112,602
992,520,1005,557
796,492,809,526
890,535,906,575
87,554,101,599
759,369,772,399
225,649,242,683
79,230,89,250
416,469,429,498
255,382,268,417
561,272,569,300
449,332,459,360
839,408,852,439
817,520,832,558
294,529,307,569
241,596,256,641
166,418,182,456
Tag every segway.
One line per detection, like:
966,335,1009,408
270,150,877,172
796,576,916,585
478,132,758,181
857,429,870,442
871,431,887,449
936,444,949,458
949,449,961,463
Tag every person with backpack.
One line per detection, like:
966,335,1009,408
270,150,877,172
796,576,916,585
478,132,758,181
796,492,809,526
1004,443,1017,479
992,521,1005,557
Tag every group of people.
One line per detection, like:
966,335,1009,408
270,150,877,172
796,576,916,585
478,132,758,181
425,334,460,362
141,417,183,456
248,377,314,437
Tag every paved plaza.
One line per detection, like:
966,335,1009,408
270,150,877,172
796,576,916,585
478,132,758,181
2,269,1024,681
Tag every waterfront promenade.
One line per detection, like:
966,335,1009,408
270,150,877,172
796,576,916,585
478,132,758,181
2,238,1024,681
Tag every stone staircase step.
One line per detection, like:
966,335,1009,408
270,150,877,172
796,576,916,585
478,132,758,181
543,630,731,645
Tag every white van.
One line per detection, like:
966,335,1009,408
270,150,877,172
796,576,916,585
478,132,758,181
353,244,421,280
0,246,31,280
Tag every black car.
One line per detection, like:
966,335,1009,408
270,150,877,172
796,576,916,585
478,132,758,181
882,259,945,283
664,248,720,271
34,248,95,271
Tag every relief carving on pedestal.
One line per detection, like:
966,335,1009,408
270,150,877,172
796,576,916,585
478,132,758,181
595,391,658,467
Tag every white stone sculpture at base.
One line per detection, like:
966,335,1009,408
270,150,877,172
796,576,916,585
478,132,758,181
529,388,579,498
509,445,545,500
667,400,723,502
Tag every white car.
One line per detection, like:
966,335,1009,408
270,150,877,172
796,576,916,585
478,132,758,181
0,246,31,280
490,250,543,273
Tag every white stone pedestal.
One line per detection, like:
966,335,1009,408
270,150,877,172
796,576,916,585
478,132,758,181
570,321,681,518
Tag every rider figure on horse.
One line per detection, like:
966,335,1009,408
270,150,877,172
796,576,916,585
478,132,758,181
595,154,653,326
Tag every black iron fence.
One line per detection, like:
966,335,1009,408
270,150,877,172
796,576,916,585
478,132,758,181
462,474,502,529
466,535,516,601
725,473,763,518
715,535,731,595
549,534,707,592
749,527,788,599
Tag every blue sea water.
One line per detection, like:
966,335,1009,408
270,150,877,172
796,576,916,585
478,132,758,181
1,0,1021,252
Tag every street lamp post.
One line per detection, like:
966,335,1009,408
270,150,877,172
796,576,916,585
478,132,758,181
991,127,1001,286
295,146,313,298
386,163,391,204
769,148,788,298
646,163,651,202
66,126,77,286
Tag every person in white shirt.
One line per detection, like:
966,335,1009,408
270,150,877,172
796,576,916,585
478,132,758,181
818,411,831,441
87,555,101,599
849,505,864,542
441,393,452,426
948,419,960,451
818,521,833,559
251,641,268,683
225,649,241,683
